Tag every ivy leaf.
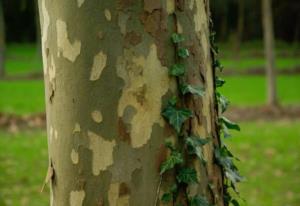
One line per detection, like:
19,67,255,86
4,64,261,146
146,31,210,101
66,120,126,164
220,116,240,131
180,84,205,97
178,48,190,58
231,199,240,206
189,195,210,206
215,146,243,184
171,33,185,43
168,96,178,106
215,77,226,87
176,168,198,184
160,151,183,175
169,64,185,76
161,193,172,203
185,136,210,164
162,106,193,133
213,59,224,71
216,92,230,113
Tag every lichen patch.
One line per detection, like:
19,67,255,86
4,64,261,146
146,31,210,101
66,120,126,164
89,51,107,81
77,0,85,7
87,131,116,176
71,149,79,164
104,9,112,21
91,110,103,123
56,19,81,62
70,190,85,206
117,44,169,148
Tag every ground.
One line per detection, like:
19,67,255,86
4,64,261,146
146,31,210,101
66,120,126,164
0,42,299,206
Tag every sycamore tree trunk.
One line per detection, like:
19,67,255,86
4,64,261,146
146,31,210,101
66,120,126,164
38,0,224,205
0,0,5,78
262,0,278,106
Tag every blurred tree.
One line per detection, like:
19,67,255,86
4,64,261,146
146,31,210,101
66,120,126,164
39,0,225,205
0,0,5,77
234,0,245,58
262,0,278,107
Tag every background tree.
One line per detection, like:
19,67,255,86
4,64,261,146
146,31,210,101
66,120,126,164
38,0,235,205
262,0,278,106
0,0,5,77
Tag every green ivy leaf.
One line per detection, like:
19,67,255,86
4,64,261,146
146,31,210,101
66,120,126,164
162,105,193,133
215,77,226,87
215,146,243,184
220,116,240,131
171,33,185,43
160,151,183,175
185,136,210,164
180,84,205,97
216,92,230,113
168,96,178,106
176,168,198,184
189,195,210,206
161,192,172,203
231,199,240,206
169,64,185,76
178,48,190,58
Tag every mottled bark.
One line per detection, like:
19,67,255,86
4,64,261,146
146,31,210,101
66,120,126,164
262,0,278,106
38,0,224,205
0,0,5,78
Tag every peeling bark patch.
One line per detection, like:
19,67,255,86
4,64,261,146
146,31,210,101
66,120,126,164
104,9,112,21
91,110,103,123
77,0,85,8
144,0,161,12
108,183,130,206
56,20,81,62
88,131,116,176
70,190,85,206
117,44,169,148
89,51,107,81
71,149,79,164
166,0,175,14
49,55,56,83
124,31,142,47
41,0,50,75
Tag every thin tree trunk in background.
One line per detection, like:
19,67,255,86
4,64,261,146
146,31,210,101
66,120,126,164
35,0,41,57
38,0,224,205
235,0,244,59
262,0,278,107
0,0,5,78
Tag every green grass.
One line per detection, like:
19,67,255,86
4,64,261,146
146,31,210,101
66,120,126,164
0,130,49,206
227,121,300,206
219,75,300,106
0,121,299,206
5,44,42,76
0,80,45,114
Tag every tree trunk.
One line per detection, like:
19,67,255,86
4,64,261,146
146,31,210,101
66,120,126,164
262,0,278,106
235,0,244,59
38,0,225,205
0,0,5,78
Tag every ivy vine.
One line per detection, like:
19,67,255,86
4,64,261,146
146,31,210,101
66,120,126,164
156,24,243,206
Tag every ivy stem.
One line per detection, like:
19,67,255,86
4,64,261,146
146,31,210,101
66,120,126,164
154,175,163,206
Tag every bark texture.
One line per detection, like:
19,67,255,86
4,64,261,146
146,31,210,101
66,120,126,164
262,0,277,106
38,0,224,205
0,0,5,77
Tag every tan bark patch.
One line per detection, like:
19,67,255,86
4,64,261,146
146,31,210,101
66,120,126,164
71,149,79,164
91,110,103,123
166,0,175,14
88,131,116,176
189,0,195,10
104,9,112,21
77,0,85,8
144,0,161,12
108,183,130,206
70,190,85,206
118,12,130,35
89,51,107,81
117,44,169,148
49,55,56,83
56,20,81,62
41,0,50,75
73,123,81,133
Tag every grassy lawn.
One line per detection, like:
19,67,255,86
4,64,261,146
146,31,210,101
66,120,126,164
0,80,45,115
0,130,48,206
219,75,300,106
227,121,300,206
5,44,42,76
0,121,299,206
